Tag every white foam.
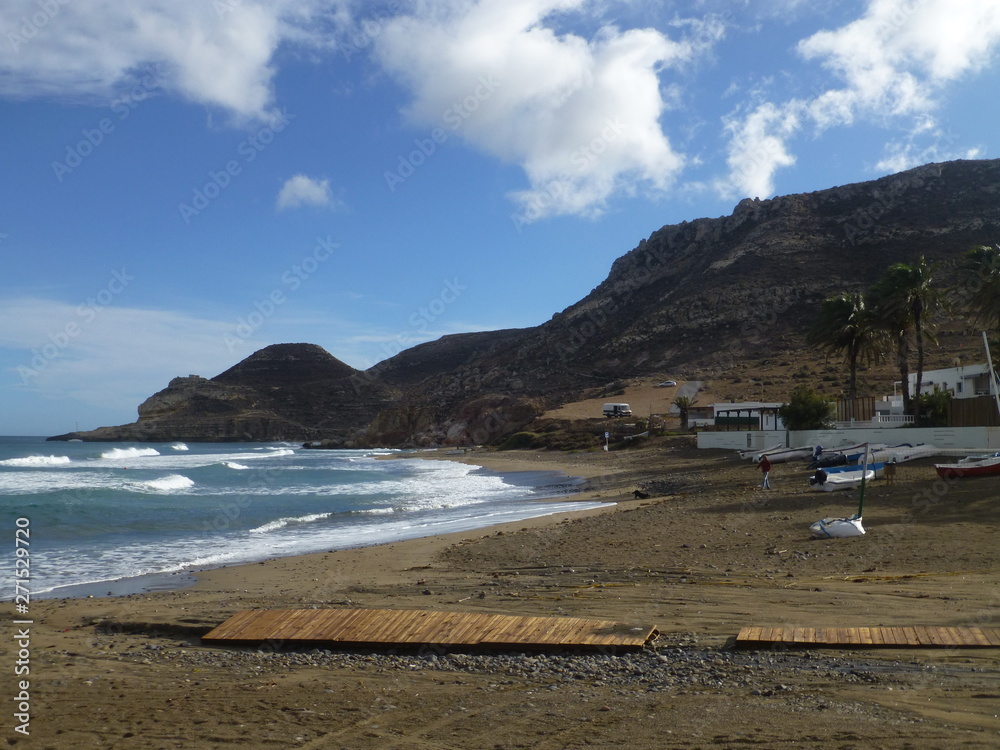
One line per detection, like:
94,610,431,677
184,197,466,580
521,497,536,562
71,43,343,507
170,443,189,451
135,474,194,493
222,461,250,470
0,455,71,467
101,447,161,460
248,512,332,535
267,448,295,457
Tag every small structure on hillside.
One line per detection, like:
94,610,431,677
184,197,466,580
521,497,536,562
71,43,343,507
909,363,997,399
711,402,785,431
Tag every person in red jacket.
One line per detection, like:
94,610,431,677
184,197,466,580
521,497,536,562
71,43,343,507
758,454,772,489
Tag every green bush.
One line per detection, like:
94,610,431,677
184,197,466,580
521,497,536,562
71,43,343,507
779,386,835,430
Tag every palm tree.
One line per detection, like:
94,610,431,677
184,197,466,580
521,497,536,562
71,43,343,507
673,395,693,430
870,256,947,422
805,292,884,400
959,244,1000,332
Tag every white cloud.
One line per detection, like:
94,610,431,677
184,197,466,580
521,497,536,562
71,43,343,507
0,0,347,120
718,0,1000,195
0,297,265,413
374,0,711,220
718,100,800,199
276,174,336,210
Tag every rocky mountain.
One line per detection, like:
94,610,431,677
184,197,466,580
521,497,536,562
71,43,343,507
50,159,1000,446
48,344,401,443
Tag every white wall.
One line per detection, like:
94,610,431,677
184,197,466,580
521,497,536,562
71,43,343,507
697,426,1000,452
697,430,786,451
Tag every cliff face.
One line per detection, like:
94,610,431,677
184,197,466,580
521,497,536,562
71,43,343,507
50,159,1000,445
359,159,1000,444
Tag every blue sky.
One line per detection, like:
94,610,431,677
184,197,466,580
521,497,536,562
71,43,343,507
1,0,999,436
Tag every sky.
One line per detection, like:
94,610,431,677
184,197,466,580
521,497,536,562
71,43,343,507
2,0,1000,436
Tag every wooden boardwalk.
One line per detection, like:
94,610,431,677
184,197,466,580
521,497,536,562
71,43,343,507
202,608,657,651
736,626,1000,649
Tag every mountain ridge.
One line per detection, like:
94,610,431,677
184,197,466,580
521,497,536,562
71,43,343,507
49,158,1000,445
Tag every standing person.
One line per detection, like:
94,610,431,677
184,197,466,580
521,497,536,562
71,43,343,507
759,454,772,489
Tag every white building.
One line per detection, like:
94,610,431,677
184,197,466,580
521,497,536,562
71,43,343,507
711,402,786,431
908,363,998,400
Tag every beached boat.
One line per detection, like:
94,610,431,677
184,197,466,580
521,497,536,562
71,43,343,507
753,445,814,464
738,443,783,461
934,452,1000,479
810,515,865,538
811,443,885,468
869,443,938,463
809,468,876,491
825,462,885,479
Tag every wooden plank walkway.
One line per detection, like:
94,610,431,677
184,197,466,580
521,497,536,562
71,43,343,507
736,626,1000,649
202,608,657,651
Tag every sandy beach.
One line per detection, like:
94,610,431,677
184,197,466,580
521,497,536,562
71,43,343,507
15,437,1000,748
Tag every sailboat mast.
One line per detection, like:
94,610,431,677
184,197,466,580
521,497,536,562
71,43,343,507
984,332,1000,420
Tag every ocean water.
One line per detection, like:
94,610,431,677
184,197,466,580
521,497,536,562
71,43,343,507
0,437,601,599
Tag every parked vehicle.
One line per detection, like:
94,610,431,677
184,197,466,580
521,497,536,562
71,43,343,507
657,380,677,387
602,403,632,417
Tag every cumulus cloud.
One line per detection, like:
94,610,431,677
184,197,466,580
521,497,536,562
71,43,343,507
374,0,713,221
719,100,801,199
0,0,347,120
276,174,336,210
719,0,1000,196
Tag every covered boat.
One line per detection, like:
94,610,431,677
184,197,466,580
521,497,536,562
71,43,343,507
810,515,866,538
810,468,876,491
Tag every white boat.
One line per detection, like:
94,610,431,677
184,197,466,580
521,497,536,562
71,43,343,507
810,515,866,538
868,443,937,463
738,443,783,461
755,445,814,464
810,468,875,491
815,462,885,480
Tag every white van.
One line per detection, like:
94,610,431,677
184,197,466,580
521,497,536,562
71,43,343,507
602,403,632,417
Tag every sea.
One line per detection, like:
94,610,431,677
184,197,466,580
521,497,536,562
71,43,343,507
0,437,603,599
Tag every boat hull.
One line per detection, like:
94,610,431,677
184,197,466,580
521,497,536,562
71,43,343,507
934,456,1000,479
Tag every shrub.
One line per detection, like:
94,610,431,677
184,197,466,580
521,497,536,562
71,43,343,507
779,386,835,430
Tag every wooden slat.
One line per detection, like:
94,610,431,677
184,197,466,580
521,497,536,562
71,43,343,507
981,627,1000,647
202,608,655,651
733,625,1000,649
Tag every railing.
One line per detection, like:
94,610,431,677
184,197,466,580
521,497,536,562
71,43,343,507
833,414,914,429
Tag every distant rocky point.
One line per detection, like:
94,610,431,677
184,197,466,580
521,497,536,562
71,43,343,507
49,159,1000,447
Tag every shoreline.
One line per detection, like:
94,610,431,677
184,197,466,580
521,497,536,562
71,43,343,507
37,448,625,601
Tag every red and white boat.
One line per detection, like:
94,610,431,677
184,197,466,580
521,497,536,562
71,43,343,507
934,452,1000,479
